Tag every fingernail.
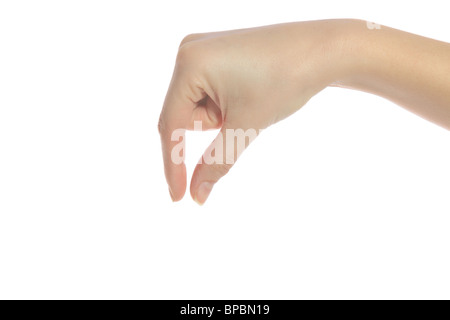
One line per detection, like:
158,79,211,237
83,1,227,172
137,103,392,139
169,187,175,202
195,182,214,205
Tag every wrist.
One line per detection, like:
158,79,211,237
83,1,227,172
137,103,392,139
326,19,392,92
279,19,366,95
324,19,371,88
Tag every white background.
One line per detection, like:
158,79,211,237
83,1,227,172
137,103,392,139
0,0,449,299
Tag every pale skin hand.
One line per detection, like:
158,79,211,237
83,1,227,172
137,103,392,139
159,19,450,205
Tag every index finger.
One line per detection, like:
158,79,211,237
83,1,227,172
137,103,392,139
158,80,193,202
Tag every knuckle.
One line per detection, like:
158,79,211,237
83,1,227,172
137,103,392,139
176,41,197,65
157,116,165,135
215,163,233,177
179,33,201,48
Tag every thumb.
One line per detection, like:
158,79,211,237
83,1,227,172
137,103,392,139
190,122,259,205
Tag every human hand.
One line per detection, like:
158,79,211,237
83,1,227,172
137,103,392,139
159,19,450,205
158,20,347,204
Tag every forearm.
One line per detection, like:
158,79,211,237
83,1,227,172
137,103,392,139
330,19,450,130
